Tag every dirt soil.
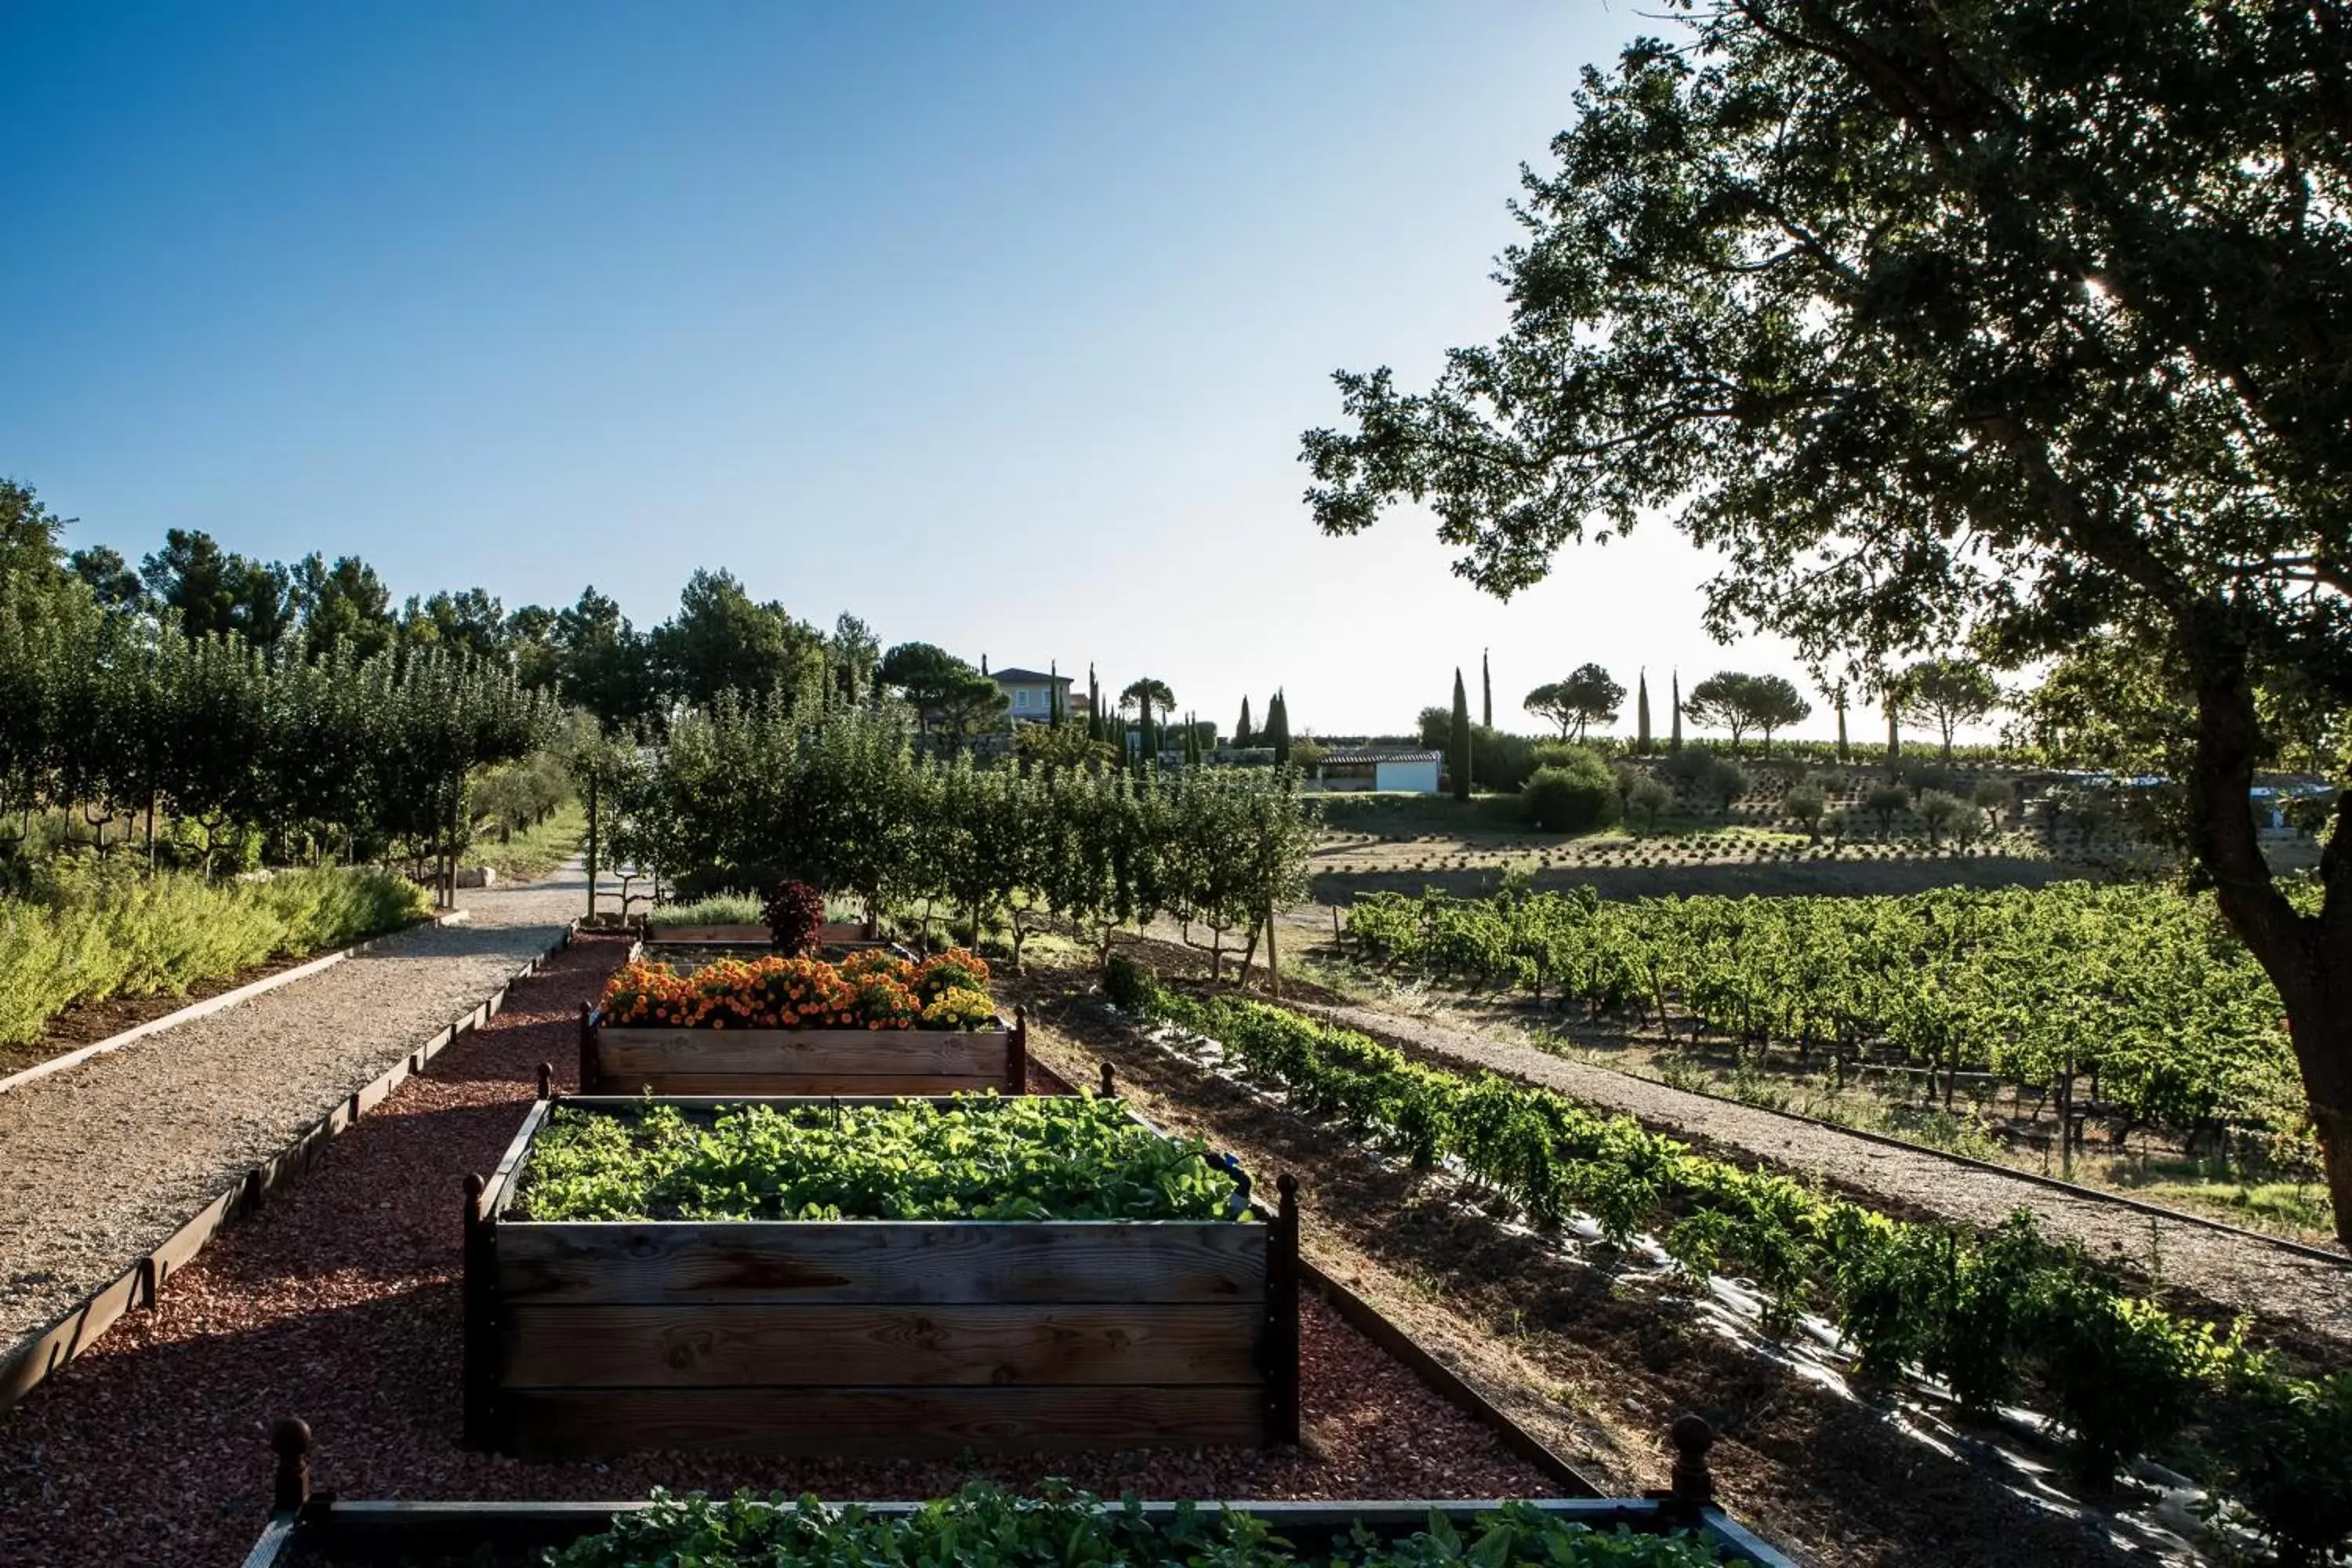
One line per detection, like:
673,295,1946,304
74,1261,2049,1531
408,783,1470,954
1010,959,2148,1568
0,935,1574,1568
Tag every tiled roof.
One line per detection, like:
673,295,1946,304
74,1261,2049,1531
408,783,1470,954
1317,748,1442,764
991,667,1067,685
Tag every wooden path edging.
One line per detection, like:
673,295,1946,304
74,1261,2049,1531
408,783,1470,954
0,909,475,1099
0,920,580,1419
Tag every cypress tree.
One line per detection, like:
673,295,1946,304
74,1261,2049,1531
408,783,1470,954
1482,649,1493,729
1887,700,1901,771
1049,659,1063,726
1268,690,1291,764
1450,668,1472,800
1835,683,1849,763
1635,670,1651,754
1670,670,1682,752
1236,695,1254,748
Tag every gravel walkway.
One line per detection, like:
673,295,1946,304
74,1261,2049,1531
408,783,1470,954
0,869,585,1362
1297,998,2352,1352
0,939,1552,1568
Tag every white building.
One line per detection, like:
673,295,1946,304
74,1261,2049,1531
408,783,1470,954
992,666,1075,725
1305,746,1443,794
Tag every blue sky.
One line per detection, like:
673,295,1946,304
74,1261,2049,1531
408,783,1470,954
3,1,1854,739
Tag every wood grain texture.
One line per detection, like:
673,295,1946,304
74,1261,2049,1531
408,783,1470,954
582,1073,1016,1097
593,1029,1008,1077
493,1221,1269,1305
499,1302,1264,1388
502,1385,1264,1458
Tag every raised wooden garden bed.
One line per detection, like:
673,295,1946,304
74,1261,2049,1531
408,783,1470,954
579,1004,1027,1096
246,1417,1795,1567
460,1094,1295,1460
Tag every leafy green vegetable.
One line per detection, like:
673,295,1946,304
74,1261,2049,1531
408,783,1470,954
512,1094,1246,1223
543,1483,1734,1568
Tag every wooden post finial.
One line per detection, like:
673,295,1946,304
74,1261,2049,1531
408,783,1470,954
1264,1171,1302,1446
536,1062,554,1101
1099,1062,1116,1098
1667,1413,1715,1516
270,1416,312,1512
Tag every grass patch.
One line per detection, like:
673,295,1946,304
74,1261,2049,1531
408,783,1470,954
465,801,585,883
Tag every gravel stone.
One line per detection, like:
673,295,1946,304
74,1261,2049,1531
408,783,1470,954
0,937,1552,1568
1294,997,2352,1351
0,869,585,1360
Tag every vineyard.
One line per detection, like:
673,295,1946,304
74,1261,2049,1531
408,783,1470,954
1107,967,2352,1558
1343,881,2310,1151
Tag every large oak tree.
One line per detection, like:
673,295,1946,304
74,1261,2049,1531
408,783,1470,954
1301,2,2352,1241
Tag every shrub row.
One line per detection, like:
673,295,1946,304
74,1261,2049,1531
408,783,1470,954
0,858,429,1045
1106,962,2351,1557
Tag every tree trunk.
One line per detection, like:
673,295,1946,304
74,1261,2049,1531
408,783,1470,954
584,769,600,922
1265,906,1279,1000
2183,634,2352,1247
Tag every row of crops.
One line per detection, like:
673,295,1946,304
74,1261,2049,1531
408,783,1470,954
1107,968,2352,1561
1345,882,2306,1140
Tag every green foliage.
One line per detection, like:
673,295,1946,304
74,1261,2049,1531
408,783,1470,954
1782,784,1827,837
644,893,764,927
1345,882,2308,1141
1128,985,2336,1505
1523,752,1620,834
1682,674,1809,755
2209,1367,2352,1563
1296,1,2352,1239
514,1096,1244,1225
1102,952,1162,1014
0,860,426,1044
1525,664,1624,741
1627,775,1673,830
547,1483,1730,1568
1450,669,1472,800
1915,789,1965,844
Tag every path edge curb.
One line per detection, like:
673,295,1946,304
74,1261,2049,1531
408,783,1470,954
0,919,581,1420
0,909,476,1099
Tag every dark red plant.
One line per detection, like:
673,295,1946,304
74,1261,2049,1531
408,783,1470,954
760,879,826,957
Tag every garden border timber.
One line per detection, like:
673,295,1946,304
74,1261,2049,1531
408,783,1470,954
639,919,883,947
0,908,475,1099
1279,997,2352,1269
462,1087,1296,1459
241,1412,1795,1568
579,1003,1029,1098
0,920,582,1420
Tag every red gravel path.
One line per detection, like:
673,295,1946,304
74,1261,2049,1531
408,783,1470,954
0,936,1550,1568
